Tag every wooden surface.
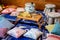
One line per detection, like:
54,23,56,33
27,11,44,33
0,0,60,10
17,13,42,22
17,13,42,28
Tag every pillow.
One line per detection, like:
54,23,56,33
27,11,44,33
7,27,26,38
16,8,25,12
51,22,60,35
46,34,60,40
0,28,8,38
45,24,54,32
24,28,43,39
1,8,16,14
10,11,20,16
0,16,14,29
8,8,16,12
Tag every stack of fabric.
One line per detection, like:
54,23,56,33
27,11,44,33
0,15,14,38
45,22,60,40
0,4,48,40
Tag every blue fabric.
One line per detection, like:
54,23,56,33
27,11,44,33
16,23,39,30
0,15,14,29
0,15,5,21
51,22,60,35
17,11,47,27
7,23,39,40
0,38,2,40
18,20,37,25
2,14,17,21
2,10,46,40
36,10,47,22
17,20,38,28
9,36,35,40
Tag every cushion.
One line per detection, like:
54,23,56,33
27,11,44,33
10,11,20,16
7,27,26,38
24,28,43,39
51,22,60,35
0,28,8,38
0,16,14,29
45,24,54,32
16,7,25,12
46,34,60,40
1,8,16,14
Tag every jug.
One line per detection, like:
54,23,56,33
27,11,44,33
25,2,35,13
44,4,56,16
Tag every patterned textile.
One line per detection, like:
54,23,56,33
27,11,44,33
1,8,16,14
0,28,8,38
1,10,46,40
8,36,35,40
51,22,60,35
2,14,17,21
24,28,43,39
10,11,20,16
16,7,25,12
0,16,14,29
45,24,54,32
7,27,26,38
46,34,60,40
7,23,41,40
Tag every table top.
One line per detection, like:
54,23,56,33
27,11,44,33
17,13,42,22
48,12,60,18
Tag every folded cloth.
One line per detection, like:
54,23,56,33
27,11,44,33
1,8,16,14
3,14,17,21
16,7,25,12
7,27,26,38
51,22,60,36
10,11,20,16
24,28,43,39
0,15,14,29
45,24,54,32
46,34,60,40
0,28,8,38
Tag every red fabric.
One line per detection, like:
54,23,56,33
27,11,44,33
2,8,16,14
46,34,60,40
57,9,60,13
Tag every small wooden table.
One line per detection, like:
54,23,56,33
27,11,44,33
16,13,42,28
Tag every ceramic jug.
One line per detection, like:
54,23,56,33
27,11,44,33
25,2,35,13
44,4,56,16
